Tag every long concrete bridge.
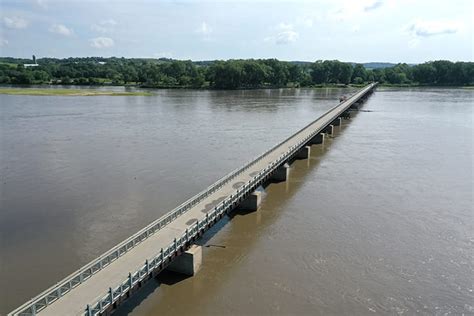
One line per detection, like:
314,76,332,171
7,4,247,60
9,83,377,316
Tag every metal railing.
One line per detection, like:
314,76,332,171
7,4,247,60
10,83,376,316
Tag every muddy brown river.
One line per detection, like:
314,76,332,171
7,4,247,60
1,86,472,315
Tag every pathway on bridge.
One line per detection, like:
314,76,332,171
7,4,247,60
11,83,376,316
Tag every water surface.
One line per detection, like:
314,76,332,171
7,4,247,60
1,86,356,313
117,87,473,315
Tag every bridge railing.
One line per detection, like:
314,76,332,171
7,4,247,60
86,82,377,315
10,83,376,316
87,127,317,315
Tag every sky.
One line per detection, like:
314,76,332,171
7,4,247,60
0,0,472,63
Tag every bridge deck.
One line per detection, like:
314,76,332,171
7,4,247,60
11,83,376,316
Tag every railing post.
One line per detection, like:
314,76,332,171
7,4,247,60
86,304,92,316
146,259,150,274
128,272,133,288
160,248,164,263
109,287,113,304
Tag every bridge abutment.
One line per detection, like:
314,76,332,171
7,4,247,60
166,245,202,276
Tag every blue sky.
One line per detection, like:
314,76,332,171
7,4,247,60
0,0,472,63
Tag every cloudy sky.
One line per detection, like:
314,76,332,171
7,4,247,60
0,0,472,63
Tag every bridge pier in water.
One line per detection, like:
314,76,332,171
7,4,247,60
331,117,342,126
295,145,311,160
309,133,325,145
238,189,263,212
166,245,202,276
271,163,290,182
324,124,335,135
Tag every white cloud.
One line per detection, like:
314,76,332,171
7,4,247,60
0,38,8,47
3,16,28,29
363,0,384,11
89,37,115,48
277,22,293,31
91,19,117,33
265,23,299,45
351,24,361,33
330,0,385,21
196,22,212,35
195,22,213,41
49,24,73,36
408,37,420,49
275,30,299,44
408,19,461,37
301,18,313,28
101,18,117,26
34,0,48,8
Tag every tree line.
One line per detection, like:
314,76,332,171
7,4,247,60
0,57,472,88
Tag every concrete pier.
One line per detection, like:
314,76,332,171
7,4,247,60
271,163,290,182
350,103,359,110
238,190,262,212
295,146,311,159
331,117,342,126
166,245,202,276
324,125,335,135
309,133,325,145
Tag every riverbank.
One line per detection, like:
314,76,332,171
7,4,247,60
0,85,471,96
0,88,153,96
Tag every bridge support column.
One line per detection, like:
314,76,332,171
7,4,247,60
324,125,334,135
271,163,290,182
350,103,359,110
341,111,351,119
331,117,342,126
309,133,325,145
295,145,311,159
238,189,262,212
166,245,202,276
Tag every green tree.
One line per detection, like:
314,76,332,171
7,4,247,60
310,61,327,84
412,63,436,84
338,62,353,84
351,64,367,83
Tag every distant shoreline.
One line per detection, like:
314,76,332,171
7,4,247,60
0,88,152,96
0,84,471,97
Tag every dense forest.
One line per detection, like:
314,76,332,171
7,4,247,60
0,57,472,88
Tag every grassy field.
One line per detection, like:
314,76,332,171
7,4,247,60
0,88,153,96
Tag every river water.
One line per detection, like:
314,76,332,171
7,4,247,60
0,87,472,315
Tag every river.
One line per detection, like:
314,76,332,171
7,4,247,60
0,86,472,315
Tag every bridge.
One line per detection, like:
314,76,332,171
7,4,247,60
9,83,377,316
